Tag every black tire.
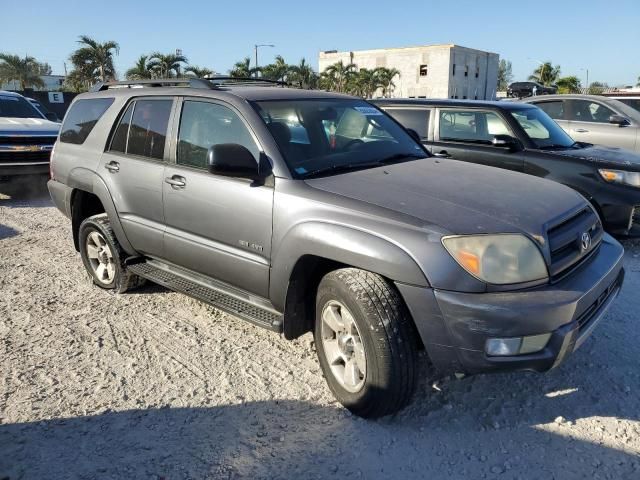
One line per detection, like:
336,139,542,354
314,268,418,418
78,213,145,293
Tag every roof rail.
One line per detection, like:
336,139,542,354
89,76,294,93
90,78,216,92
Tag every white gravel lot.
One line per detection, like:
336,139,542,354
0,177,639,480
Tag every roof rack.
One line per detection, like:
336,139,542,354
90,76,292,92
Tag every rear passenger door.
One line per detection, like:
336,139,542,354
100,97,175,258
431,108,524,172
162,98,273,298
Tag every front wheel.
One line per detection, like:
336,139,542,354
314,268,418,418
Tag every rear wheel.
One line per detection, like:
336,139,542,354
314,268,418,418
79,214,145,293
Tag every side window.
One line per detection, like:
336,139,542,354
385,108,429,139
177,100,260,170
60,98,114,144
109,103,134,153
568,100,615,123
439,110,511,143
536,101,564,120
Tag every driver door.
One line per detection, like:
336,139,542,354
162,98,274,298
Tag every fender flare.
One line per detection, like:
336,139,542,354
270,221,429,311
68,168,137,256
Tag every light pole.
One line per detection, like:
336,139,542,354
581,68,589,92
528,58,547,86
254,44,275,77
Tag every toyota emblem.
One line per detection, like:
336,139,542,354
580,232,592,252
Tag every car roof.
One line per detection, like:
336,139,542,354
79,84,357,102
371,98,537,111
0,90,24,98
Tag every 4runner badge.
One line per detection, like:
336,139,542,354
239,240,264,252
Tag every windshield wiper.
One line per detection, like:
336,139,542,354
538,144,576,151
377,153,427,164
304,153,426,179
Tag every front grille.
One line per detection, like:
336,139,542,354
0,150,51,164
0,135,57,146
576,271,622,330
547,207,603,281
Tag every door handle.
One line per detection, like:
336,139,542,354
165,176,186,188
433,151,451,158
574,128,589,133
104,161,120,172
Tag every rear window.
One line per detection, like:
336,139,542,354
109,99,173,160
385,108,429,139
60,98,114,144
0,95,41,118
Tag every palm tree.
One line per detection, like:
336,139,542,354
348,68,383,98
148,52,188,78
528,62,561,86
69,35,119,83
0,53,45,90
229,57,254,78
556,76,581,94
587,81,608,95
376,67,400,98
184,65,214,78
125,55,154,80
320,61,356,93
289,58,318,89
259,55,290,82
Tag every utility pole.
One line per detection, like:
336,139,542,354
254,44,275,77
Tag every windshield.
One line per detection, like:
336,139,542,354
0,95,43,119
252,99,427,178
510,107,576,149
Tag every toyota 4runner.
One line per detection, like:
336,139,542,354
48,78,624,418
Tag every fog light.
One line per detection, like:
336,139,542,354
486,333,551,357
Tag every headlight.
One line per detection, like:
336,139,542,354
598,169,640,187
442,234,548,285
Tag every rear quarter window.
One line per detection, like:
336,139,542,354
385,108,429,139
60,98,114,145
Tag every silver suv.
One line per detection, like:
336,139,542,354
523,94,640,152
48,78,624,417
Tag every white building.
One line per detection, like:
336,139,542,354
319,44,499,100
1,75,65,92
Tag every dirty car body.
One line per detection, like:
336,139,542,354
48,79,624,415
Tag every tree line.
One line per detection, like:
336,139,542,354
2,36,638,95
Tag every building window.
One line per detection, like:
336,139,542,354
463,96,467,99
464,66,469,77
474,95,478,100
418,95,426,98
475,67,480,78
452,64,456,76
419,64,428,76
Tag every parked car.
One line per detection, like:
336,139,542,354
26,97,61,122
0,90,60,178
522,94,640,152
373,98,640,235
600,92,640,114
507,81,557,98
49,78,624,418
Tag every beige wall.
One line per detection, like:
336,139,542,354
319,44,499,100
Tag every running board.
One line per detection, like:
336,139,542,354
128,262,283,333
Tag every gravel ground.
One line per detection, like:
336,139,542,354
1,177,639,480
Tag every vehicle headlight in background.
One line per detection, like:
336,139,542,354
598,169,640,187
442,234,548,285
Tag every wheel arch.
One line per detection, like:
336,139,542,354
274,222,429,339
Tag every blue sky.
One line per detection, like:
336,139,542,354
2,0,639,86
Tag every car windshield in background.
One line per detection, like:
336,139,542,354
510,107,576,150
0,95,42,119
252,99,427,178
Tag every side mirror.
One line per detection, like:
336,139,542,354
609,114,630,126
492,134,520,151
207,143,261,180
406,128,422,143
44,112,60,122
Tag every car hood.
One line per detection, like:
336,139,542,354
0,117,60,136
305,158,586,239
542,143,640,169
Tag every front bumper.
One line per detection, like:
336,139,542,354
397,234,625,375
